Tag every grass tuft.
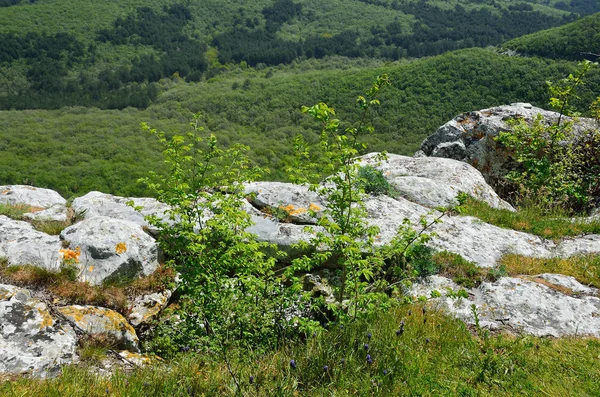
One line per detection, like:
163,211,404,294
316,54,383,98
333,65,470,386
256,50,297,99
459,197,600,240
501,254,600,289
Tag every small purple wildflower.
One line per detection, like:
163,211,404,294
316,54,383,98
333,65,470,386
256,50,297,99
366,354,373,365
340,358,346,364
383,369,388,375
182,345,190,352
249,376,255,385
312,332,317,338
323,365,329,372
367,332,372,339
396,328,404,336
363,343,369,350
290,359,297,369
425,338,430,344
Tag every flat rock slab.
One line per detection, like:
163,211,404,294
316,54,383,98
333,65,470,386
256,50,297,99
411,275,600,337
0,185,66,209
71,191,171,235
57,305,139,352
0,215,62,270
357,153,514,211
60,216,159,286
0,284,77,378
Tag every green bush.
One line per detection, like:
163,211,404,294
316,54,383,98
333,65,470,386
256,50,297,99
357,165,395,196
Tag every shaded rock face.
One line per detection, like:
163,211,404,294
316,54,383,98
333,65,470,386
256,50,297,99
0,284,78,378
418,103,597,193
0,215,62,270
0,185,68,222
57,305,139,353
410,275,600,337
357,153,514,211
60,216,159,286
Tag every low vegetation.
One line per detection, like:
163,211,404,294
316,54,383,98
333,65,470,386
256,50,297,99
459,196,600,240
501,254,600,290
3,304,600,396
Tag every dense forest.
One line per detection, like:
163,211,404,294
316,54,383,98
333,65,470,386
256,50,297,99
1,48,597,198
502,12,600,59
0,0,596,110
0,0,599,197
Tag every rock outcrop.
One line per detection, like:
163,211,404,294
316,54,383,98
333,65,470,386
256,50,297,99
410,275,600,337
0,107,599,377
0,185,68,222
418,103,597,191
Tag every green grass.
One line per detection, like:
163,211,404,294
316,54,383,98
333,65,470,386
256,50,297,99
2,304,599,396
501,254,600,289
460,197,600,240
0,203,29,220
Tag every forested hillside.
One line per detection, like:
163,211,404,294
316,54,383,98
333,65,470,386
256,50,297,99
0,0,595,110
1,48,597,198
502,12,600,60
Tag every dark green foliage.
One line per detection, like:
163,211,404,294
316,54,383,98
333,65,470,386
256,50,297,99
357,165,395,196
503,12,600,60
1,48,599,197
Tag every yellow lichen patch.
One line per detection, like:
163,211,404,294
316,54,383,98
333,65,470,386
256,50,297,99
37,307,54,329
308,203,321,212
280,204,307,216
59,247,81,264
88,266,95,272
115,242,127,255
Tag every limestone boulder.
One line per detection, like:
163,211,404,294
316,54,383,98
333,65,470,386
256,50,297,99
419,103,597,191
0,185,68,222
71,191,171,235
0,284,77,378
23,204,68,223
57,305,139,352
0,215,62,270
0,185,66,209
60,216,159,286
411,275,600,337
357,153,514,211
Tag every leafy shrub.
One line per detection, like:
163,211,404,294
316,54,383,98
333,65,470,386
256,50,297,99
496,60,600,214
357,165,395,196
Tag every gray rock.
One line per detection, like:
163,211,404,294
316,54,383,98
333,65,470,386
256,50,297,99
555,235,600,257
357,153,514,211
244,182,325,224
0,215,62,270
420,103,598,190
128,290,173,327
57,305,139,352
0,185,66,209
71,191,171,234
0,284,77,378
23,203,68,223
60,216,159,286
536,274,598,296
412,276,600,337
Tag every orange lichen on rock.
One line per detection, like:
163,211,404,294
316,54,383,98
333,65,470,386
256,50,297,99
308,203,321,212
115,242,127,254
59,247,81,263
280,204,307,216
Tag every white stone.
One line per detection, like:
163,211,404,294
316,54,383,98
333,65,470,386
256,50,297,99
0,284,77,378
60,216,159,286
